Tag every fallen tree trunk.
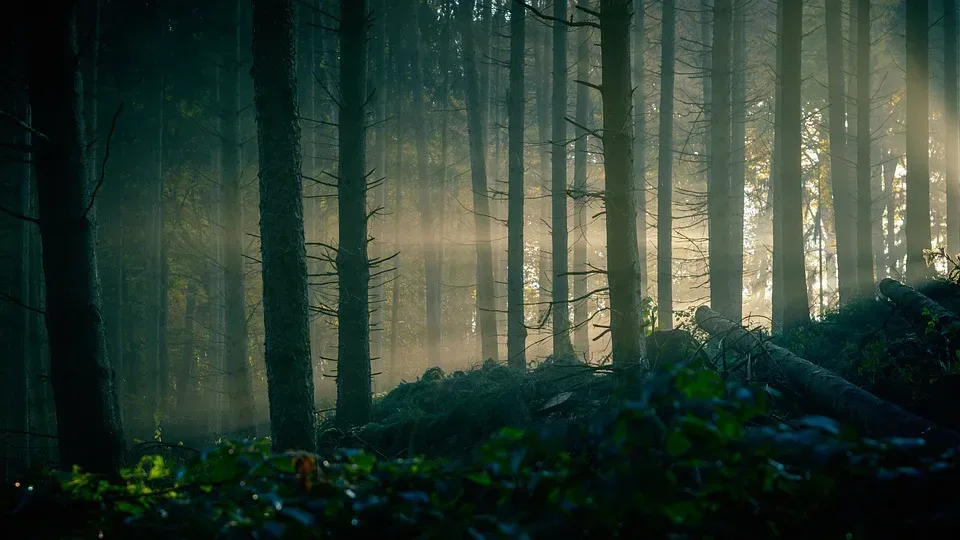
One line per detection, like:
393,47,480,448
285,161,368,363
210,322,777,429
878,278,960,339
694,306,960,447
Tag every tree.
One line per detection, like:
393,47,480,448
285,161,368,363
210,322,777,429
507,0,527,368
459,0,499,362
946,0,959,256
825,0,857,304
633,0,647,299
771,0,785,330
251,0,317,450
28,0,124,472
780,0,810,329
657,0,676,329
600,0,645,365
551,0,574,358
708,0,735,318
854,0,872,295
572,0,591,356
221,0,256,435
905,0,930,285
336,0,373,428
730,0,746,322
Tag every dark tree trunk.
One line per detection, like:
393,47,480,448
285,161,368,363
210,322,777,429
551,0,574,358
251,0,317,451
535,3,552,330
730,0,746,323
634,0,647,299
28,1,125,473
459,0,499,362
370,0,388,383
600,0,646,365
855,0,873,295
825,0,857,304
657,0,676,330
336,0,372,428
905,0,930,284
946,0,959,256
507,0,527,368
221,0,255,435
708,0,734,318
780,0,810,329
572,0,591,357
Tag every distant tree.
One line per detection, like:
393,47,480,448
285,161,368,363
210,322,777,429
634,0,647,299
572,0,591,356
854,0,872,295
507,0,527,368
251,0,317,450
657,0,676,329
600,0,645,365
905,0,930,285
28,0,125,472
551,0,574,358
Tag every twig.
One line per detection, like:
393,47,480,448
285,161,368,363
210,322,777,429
84,102,123,218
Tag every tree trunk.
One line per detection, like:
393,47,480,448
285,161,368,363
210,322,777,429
855,0,873,295
826,0,857,304
251,0,317,451
709,0,734,318
572,0,591,357
884,145,898,276
370,0,388,383
600,0,645,365
388,50,404,386
634,0,647,299
657,0,676,329
878,278,960,339
507,0,527,368
460,0,499,362
221,0,256,436
730,0,746,323
535,3,552,332
771,0,785,330
409,1,441,368
780,0,810,329
28,1,125,473
335,0,372,428
946,0,959,256
695,306,960,447
905,0,930,285
174,282,197,423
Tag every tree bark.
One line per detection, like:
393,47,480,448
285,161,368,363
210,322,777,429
459,0,499,362
535,2,552,331
633,0,647,300
371,0,388,385
771,0,785,330
855,0,873,295
730,0,746,323
905,0,931,284
28,0,125,472
709,0,735,318
572,0,591,357
657,0,676,329
695,306,960,447
507,0,527,368
251,0,317,451
946,0,959,256
600,0,645,365
878,278,960,339
780,0,810,329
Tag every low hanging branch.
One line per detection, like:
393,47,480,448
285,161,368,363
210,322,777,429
878,278,960,341
695,306,960,447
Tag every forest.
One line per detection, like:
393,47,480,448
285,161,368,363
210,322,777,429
2,0,960,536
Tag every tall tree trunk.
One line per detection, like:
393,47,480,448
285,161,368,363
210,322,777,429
905,0,930,285
550,0,574,358
709,0,734,317
409,1,441,368
79,0,100,192
436,12,451,364
826,0,857,304
780,0,810,329
855,0,873,295
657,0,676,329
370,0,388,384
535,3,552,331
730,0,746,322
572,0,591,357
221,0,256,435
336,0,372,428
460,0,499,362
946,0,959,256
28,1,125,473
507,0,527,368
771,0,785,330
600,0,645,365
251,0,317,451
634,0,647,299
388,53,404,386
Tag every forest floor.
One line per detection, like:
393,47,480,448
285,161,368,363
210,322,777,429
7,280,960,538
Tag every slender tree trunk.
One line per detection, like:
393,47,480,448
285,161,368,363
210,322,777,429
634,0,647,299
251,0,317,451
28,1,125,473
855,0,873,294
905,0,930,285
388,53,404,385
946,0,959,256
730,0,746,322
780,0,810,329
436,13,451,364
572,0,591,357
657,0,676,329
709,0,734,317
507,0,527,368
535,3,552,330
335,0,372,428
370,0,388,384
460,0,499,361
409,2,441,368
600,0,645,365
221,0,255,435
884,146,897,276
771,0,785,330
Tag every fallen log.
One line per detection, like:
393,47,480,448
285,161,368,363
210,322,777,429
694,306,960,448
878,278,960,340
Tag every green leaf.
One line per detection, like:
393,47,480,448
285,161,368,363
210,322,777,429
666,431,693,457
464,470,492,486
